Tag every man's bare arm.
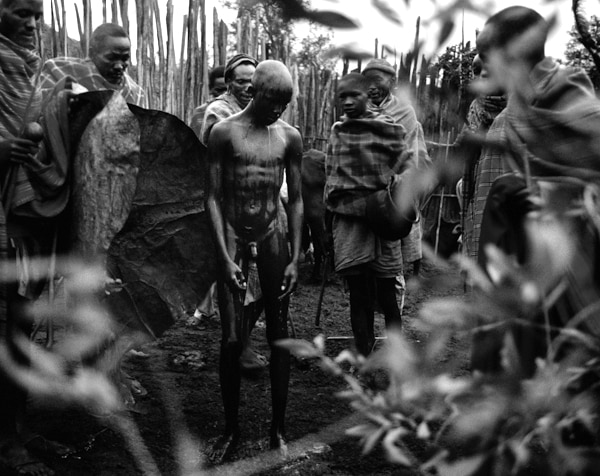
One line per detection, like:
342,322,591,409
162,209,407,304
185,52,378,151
205,124,245,290
279,128,304,298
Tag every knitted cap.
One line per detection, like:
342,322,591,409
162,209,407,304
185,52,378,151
224,54,258,81
362,58,395,76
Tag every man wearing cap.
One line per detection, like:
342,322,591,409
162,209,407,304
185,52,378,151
362,58,430,306
189,65,226,140
200,53,258,145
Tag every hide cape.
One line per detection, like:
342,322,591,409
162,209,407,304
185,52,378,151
68,91,216,339
324,111,411,217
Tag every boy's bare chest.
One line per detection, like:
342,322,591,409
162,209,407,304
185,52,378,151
229,127,287,167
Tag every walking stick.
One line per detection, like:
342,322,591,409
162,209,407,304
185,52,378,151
314,253,329,327
2,22,45,212
434,131,452,256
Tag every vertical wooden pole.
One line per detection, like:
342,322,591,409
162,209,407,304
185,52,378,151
165,0,175,114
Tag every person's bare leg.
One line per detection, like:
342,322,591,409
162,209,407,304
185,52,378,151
257,232,290,452
208,281,243,463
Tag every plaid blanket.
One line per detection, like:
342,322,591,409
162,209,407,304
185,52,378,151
325,111,411,216
507,57,600,181
200,92,243,145
367,94,427,262
367,93,429,170
0,33,42,325
40,57,146,107
463,110,510,259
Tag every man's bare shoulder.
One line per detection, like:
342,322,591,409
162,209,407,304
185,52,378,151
210,112,244,136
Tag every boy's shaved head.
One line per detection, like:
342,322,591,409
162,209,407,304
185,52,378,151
338,73,370,93
252,60,293,101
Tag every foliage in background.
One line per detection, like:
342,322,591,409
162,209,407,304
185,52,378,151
281,211,600,475
564,14,600,90
294,23,336,70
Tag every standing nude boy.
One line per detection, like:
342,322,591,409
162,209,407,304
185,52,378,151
205,60,303,461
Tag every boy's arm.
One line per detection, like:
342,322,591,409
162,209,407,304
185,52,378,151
205,124,245,290
280,128,304,298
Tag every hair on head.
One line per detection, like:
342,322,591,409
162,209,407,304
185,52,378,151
89,23,129,56
209,65,225,89
478,6,547,62
338,72,370,92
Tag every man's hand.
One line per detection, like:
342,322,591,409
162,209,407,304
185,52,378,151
224,259,246,291
279,261,298,300
0,138,40,167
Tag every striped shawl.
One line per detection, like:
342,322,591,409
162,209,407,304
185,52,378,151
40,57,146,108
0,34,42,321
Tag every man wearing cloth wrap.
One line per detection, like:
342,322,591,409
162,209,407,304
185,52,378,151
205,60,303,461
0,1,63,475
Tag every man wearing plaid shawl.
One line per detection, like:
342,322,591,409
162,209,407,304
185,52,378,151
39,23,146,108
470,6,600,374
325,73,414,357
362,58,430,277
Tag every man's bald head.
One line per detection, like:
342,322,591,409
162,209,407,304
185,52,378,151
252,60,293,103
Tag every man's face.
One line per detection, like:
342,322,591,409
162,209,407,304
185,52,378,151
0,0,43,48
252,89,290,125
211,77,226,97
337,84,368,119
363,69,394,106
91,36,131,85
228,63,255,107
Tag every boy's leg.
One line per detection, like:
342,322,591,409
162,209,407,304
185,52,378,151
346,273,375,357
375,277,402,332
209,279,243,462
256,231,290,449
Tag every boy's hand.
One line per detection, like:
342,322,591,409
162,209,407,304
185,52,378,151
224,260,246,291
279,261,298,300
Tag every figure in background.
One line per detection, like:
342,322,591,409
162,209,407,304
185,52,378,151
325,73,414,357
0,0,65,474
457,54,507,260
200,53,257,145
362,58,431,279
472,6,600,374
40,23,146,107
189,65,226,141
189,65,226,321
205,59,303,461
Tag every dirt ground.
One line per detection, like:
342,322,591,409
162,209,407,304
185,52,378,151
25,255,468,476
